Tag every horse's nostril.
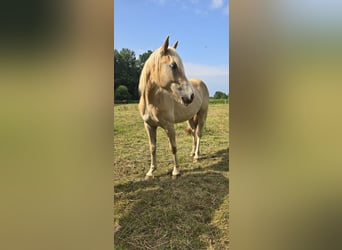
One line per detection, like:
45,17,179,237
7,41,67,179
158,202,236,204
191,93,195,101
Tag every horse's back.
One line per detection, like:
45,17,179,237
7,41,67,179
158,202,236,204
189,78,209,110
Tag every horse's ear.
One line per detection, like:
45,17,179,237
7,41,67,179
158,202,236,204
172,41,178,49
160,36,170,54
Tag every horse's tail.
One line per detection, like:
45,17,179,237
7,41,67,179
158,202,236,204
185,114,198,135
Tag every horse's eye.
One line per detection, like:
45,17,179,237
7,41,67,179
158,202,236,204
170,62,177,70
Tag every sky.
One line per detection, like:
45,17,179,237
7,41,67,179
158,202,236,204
114,0,229,96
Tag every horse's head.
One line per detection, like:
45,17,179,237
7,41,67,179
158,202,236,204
152,36,195,106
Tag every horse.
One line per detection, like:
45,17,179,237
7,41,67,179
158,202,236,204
138,36,209,178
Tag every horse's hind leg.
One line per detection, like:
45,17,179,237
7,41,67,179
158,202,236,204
187,119,197,157
194,111,207,160
193,128,201,160
144,123,157,178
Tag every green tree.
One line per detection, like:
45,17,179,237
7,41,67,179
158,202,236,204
114,85,130,101
114,48,139,100
114,48,153,101
137,50,153,73
213,91,228,99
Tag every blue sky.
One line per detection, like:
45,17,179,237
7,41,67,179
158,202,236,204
114,0,229,96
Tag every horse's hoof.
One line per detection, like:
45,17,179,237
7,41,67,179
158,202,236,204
145,175,154,180
193,158,199,163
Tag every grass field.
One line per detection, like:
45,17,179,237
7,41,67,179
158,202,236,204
114,103,229,249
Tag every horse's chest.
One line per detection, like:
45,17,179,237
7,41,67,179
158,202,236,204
142,108,162,126
142,113,158,126
142,106,173,126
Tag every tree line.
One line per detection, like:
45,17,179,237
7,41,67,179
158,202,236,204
114,48,152,102
114,48,228,102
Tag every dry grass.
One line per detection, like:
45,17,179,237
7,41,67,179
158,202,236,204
114,103,229,249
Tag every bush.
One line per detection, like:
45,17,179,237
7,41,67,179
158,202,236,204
115,85,131,101
213,91,228,99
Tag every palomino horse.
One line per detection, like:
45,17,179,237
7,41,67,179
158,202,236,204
138,36,209,178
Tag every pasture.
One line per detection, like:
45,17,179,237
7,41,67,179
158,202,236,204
114,103,229,249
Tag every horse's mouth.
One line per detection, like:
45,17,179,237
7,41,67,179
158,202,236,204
182,100,191,106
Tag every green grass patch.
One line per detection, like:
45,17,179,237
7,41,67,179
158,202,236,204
114,103,229,249
209,98,229,105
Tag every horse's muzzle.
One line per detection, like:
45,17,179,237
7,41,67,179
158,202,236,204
182,93,195,106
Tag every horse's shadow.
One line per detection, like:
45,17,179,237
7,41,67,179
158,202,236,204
114,148,229,249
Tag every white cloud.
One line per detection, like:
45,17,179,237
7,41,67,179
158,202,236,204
184,63,229,95
211,0,224,9
184,63,228,77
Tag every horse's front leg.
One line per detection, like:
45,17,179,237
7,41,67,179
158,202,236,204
164,125,180,176
144,123,157,178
